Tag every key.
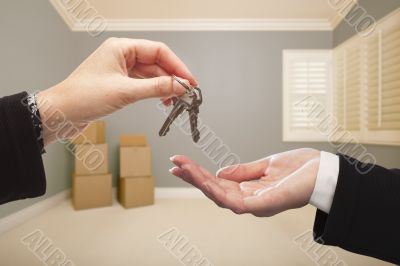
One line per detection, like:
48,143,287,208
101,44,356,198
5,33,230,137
188,105,200,142
158,76,203,142
159,99,187,137
187,88,202,143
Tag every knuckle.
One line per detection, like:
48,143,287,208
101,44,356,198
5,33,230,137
155,77,173,96
157,41,168,50
232,207,245,215
104,37,120,48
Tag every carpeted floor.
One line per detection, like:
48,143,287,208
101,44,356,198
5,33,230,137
0,199,392,266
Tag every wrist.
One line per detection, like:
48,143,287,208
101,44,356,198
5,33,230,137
36,88,64,146
25,93,46,153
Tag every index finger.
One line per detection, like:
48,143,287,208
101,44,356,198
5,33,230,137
170,163,247,214
121,38,198,86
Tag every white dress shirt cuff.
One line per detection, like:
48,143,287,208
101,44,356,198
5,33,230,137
309,151,340,214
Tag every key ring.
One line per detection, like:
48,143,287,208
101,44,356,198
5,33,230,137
172,75,192,93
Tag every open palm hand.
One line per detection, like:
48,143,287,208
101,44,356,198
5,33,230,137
170,148,320,217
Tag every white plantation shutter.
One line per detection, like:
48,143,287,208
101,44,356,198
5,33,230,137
366,31,380,130
344,40,362,131
333,49,345,129
283,9,400,145
333,38,362,134
283,50,332,141
364,10,400,144
381,20,400,130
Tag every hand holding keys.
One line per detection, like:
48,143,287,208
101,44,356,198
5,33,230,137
159,76,203,143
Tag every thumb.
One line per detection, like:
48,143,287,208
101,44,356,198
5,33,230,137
129,76,187,100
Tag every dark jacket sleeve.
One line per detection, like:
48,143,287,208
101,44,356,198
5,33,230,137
0,92,46,204
313,154,400,264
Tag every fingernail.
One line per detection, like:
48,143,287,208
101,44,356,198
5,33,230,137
169,168,175,174
170,155,176,161
216,166,229,177
215,168,224,177
173,79,187,95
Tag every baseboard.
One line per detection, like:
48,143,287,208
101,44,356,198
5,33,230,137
0,190,70,235
0,187,204,235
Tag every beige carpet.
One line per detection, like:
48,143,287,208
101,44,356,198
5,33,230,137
0,199,392,266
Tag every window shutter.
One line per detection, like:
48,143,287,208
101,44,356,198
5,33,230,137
283,50,332,141
334,38,362,134
333,49,345,130
365,10,400,145
366,31,380,130
344,39,362,131
381,21,400,130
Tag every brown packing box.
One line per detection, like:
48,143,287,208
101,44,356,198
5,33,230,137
75,143,109,175
118,176,154,208
119,135,147,147
71,121,106,144
72,174,112,210
120,146,151,177
120,135,152,177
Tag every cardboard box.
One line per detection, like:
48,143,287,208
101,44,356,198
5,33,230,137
119,135,152,177
118,176,154,208
120,146,151,177
119,135,147,147
71,121,106,144
75,143,109,175
72,174,112,210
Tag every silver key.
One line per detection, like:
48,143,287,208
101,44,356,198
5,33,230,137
187,88,202,143
159,99,187,137
159,77,203,142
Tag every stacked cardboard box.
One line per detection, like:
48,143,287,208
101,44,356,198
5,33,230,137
72,121,112,210
118,135,154,208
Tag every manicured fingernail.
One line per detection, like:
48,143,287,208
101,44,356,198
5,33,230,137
169,167,175,174
216,166,229,176
215,168,223,177
170,156,176,161
173,79,187,95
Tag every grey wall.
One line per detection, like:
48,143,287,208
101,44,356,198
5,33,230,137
0,0,399,219
333,0,400,47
